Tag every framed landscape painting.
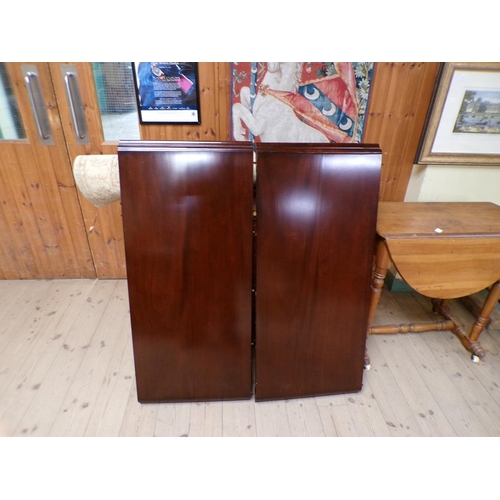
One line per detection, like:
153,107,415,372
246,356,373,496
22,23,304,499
417,62,500,165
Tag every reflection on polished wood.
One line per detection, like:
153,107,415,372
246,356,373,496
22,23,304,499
255,143,382,400
118,141,254,402
118,141,383,403
367,202,500,361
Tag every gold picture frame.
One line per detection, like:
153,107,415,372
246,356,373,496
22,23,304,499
417,62,500,165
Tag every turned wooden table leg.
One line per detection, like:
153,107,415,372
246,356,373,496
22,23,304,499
365,239,391,370
469,280,500,342
432,299,486,360
367,239,391,334
438,299,450,308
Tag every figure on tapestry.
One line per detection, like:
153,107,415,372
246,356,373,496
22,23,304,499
231,62,374,143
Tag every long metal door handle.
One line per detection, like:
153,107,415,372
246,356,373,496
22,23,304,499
21,65,54,145
61,65,89,145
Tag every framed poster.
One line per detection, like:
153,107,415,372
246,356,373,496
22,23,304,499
417,62,500,165
132,62,201,124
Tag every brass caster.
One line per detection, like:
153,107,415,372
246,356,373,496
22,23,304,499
471,354,481,363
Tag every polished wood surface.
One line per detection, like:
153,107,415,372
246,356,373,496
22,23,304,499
378,202,500,298
118,141,254,402
368,202,500,360
377,202,500,238
255,143,382,400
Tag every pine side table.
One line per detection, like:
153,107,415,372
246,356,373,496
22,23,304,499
366,202,500,364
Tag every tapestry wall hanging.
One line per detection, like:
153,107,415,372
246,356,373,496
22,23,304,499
230,62,375,143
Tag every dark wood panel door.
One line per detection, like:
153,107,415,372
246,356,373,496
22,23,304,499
255,143,382,401
118,141,254,402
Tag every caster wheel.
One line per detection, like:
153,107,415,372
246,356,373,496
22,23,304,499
364,363,371,371
471,354,480,363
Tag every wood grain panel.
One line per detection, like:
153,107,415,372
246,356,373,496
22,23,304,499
255,143,382,400
0,63,95,279
49,62,128,278
364,62,440,201
118,141,254,402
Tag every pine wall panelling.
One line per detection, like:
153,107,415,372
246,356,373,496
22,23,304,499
0,62,438,279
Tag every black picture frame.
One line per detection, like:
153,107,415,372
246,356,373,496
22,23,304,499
132,62,201,125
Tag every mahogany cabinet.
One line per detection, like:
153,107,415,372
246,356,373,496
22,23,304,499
118,141,382,403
